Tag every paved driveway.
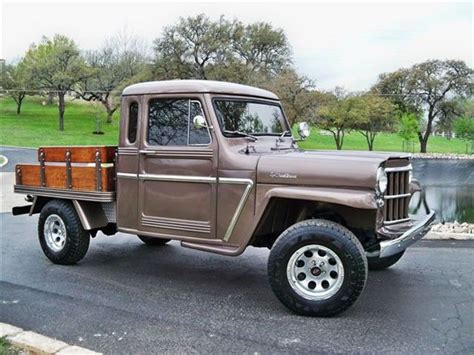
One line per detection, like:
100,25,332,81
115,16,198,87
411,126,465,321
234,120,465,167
1,147,473,354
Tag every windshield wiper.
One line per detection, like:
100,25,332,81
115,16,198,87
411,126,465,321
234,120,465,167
224,130,258,142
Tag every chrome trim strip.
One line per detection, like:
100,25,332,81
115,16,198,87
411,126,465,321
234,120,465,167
139,150,213,158
218,177,254,242
117,172,138,179
385,166,412,172
384,193,411,200
14,185,115,202
139,174,217,183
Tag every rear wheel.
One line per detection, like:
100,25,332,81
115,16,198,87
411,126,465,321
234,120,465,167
137,235,171,246
268,219,367,317
368,250,405,271
38,199,90,265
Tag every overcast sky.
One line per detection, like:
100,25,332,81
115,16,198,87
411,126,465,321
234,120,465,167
1,1,472,91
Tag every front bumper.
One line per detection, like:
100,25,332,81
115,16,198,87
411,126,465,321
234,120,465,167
379,210,436,258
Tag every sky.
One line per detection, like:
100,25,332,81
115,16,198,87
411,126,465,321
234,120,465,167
1,1,473,91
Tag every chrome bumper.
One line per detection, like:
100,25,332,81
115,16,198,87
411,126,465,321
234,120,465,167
379,210,436,258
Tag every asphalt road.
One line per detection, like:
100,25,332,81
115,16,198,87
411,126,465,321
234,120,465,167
1,211,473,354
0,146,38,173
1,147,473,353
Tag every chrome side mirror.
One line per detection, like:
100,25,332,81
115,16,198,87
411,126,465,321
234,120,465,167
193,115,207,129
297,122,311,140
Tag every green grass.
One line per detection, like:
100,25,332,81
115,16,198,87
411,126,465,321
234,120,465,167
0,155,6,165
0,96,469,153
0,337,18,355
0,96,119,147
295,128,470,154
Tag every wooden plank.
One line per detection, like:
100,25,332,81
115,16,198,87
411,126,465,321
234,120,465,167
38,146,117,163
15,164,116,192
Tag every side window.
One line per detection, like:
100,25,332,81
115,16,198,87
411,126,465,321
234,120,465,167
148,98,211,146
127,102,138,144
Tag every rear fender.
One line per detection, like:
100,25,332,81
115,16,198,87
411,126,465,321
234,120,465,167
72,200,109,230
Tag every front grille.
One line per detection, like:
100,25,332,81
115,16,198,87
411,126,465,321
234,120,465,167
383,167,411,224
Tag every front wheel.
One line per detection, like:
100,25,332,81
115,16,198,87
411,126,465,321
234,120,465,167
268,219,367,317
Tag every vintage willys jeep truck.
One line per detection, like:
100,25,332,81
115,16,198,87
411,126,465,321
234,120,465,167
13,80,435,316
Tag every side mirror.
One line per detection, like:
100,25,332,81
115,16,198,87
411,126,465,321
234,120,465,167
297,122,311,140
193,115,208,129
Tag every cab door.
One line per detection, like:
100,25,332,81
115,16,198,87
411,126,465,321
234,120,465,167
137,95,217,240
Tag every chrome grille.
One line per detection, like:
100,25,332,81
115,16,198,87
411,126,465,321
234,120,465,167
384,166,411,224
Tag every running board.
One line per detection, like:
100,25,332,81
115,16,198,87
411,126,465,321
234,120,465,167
181,241,241,256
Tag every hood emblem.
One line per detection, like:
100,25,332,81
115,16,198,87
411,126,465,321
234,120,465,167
270,172,297,179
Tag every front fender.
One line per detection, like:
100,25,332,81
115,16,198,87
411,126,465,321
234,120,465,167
262,186,378,210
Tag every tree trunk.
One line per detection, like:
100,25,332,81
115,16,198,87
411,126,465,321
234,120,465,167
102,100,117,124
368,132,376,151
419,138,428,153
336,129,344,150
418,108,436,153
16,92,26,115
58,92,66,131
330,129,344,150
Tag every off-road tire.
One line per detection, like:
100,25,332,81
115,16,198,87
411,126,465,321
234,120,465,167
38,199,90,265
137,235,171,246
368,250,405,271
268,219,368,317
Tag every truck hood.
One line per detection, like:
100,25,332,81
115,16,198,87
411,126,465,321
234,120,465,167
257,150,410,189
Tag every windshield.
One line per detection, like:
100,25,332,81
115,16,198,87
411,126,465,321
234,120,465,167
214,99,289,136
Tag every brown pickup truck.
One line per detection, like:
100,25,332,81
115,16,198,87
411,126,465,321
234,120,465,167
13,80,435,316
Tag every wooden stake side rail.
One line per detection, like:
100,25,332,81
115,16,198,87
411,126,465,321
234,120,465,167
16,146,117,192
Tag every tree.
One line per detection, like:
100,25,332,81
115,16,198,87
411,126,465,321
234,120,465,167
262,69,322,127
1,61,31,114
453,117,474,153
152,14,292,83
231,21,291,75
316,88,361,150
373,60,473,152
153,14,234,80
397,112,420,150
353,95,397,151
23,35,89,131
435,99,465,138
79,32,148,123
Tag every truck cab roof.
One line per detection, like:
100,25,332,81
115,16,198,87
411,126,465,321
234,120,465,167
122,80,279,100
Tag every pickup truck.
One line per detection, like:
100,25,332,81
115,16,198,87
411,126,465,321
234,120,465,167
13,80,435,317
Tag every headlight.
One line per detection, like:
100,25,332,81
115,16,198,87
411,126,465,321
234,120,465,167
377,167,388,194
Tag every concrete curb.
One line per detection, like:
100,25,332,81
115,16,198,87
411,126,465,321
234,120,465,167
425,232,473,240
0,322,101,355
0,155,8,168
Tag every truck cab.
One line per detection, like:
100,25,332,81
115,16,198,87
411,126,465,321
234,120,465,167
13,80,435,316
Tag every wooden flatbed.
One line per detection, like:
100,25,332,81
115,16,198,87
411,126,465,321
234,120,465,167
14,146,117,200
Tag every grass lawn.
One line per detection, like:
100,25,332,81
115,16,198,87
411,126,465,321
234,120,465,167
0,96,119,147
0,96,469,153
297,129,470,154
0,155,6,166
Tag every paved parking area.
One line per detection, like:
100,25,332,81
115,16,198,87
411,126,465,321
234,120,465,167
1,210,473,354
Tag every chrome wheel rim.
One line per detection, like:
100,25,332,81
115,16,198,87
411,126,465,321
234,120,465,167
44,214,67,252
287,244,345,301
